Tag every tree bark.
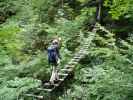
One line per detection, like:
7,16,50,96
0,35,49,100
96,0,103,23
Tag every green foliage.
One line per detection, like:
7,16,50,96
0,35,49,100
1,0,133,100
104,0,133,20
0,23,22,55
0,77,41,100
32,0,58,23
0,23,23,68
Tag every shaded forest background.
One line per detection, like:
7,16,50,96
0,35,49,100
0,0,133,100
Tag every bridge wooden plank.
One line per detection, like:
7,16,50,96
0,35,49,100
37,88,53,92
73,56,82,59
58,73,68,76
59,78,64,81
74,53,84,57
71,58,80,62
65,65,75,69
24,94,43,99
53,83,60,87
60,68,73,72
68,62,78,65
84,44,89,46
43,82,59,87
72,58,80,60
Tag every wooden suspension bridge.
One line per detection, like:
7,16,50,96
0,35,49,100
20,23,112,100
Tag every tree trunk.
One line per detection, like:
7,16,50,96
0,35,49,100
96,0,103,23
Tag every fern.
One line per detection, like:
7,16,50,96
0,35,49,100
0,77,41,100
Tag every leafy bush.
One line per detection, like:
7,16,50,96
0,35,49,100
0,77,41,100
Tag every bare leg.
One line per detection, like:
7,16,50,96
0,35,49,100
50,65,59,83
55,59,60,81
50,65,56,84
55,66,59,80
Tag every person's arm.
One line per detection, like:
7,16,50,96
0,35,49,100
47,48,50,64
56,45,61,59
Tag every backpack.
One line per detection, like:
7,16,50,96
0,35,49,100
47,45,58,63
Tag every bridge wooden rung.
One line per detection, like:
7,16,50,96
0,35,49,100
79,50,84,52
68,62,78,65
84,46,89,48
43,83,56,87
77,52,84,55
73,55,83,59
83,48,88,50
73,58,81,60
71,58,80,61
84,44,89,46
84,48,89,50
24,94,43,99
84,42,89,44
74,53,83,57
83,45,89,48
74,56,80,59
72,58,80,60
60,68,73,72
77,51,84,54
74,56,81,58
65,65,75,69
78,50,85,54
37,88,53,92
59,78,64,81
58,73,68,76
53,83,60,87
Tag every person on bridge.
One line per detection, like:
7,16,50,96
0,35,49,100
47,37,61,84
